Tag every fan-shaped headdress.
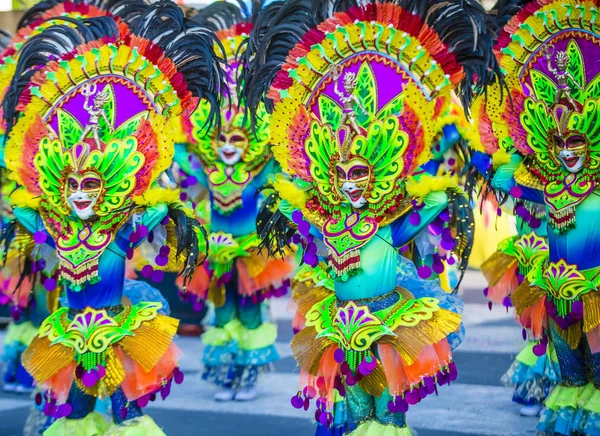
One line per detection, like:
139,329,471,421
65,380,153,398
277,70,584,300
243,0,497,275
0,0,150,145
181,0,271,216
473,0,600,232
4,2,223,288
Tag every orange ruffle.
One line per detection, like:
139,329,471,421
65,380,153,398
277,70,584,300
236,256,294,297
486,263,519,304
378,339,452,396
46,363,76,403
117,342,182,401
519,296,547,340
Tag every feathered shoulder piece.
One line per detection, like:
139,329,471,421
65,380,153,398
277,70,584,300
243,0,495,228
472,0,600,232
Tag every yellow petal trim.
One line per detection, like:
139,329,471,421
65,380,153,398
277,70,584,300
9,188,41,209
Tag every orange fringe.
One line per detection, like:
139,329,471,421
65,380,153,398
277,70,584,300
116,342,182,401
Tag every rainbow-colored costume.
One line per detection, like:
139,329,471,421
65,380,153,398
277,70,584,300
1,2,222,433
242,0,496,433
473,0,600,433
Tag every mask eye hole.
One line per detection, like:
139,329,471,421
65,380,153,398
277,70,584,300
82,179,101,190
567,136,586,149
336,167,346,180
218,133,227,143
68,178,79,190
230,135,245,143
350,167,368,180
554,137,565,148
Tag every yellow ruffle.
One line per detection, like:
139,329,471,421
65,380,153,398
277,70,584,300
43,412,110,436
107,415,166,436
133,188,181,207
273,175,307,210
202,319,278,351
9,188,41,209
4,321,39,347
405,173,459,202
480,251,518,287
349,421,414,436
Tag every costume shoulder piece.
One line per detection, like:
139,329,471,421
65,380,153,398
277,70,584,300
4,2,223,288
182,0,270,216
474,0,600,232
244,0,496,275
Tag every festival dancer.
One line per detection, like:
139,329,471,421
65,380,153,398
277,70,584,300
0,0,150,402
241,0,498,433
174,0,293,402
472,0,600,433
0,2,223,433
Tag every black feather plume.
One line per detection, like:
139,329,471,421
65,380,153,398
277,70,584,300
447,188,475,293
255,184,296,259
167,205,208,286
133,1,226,131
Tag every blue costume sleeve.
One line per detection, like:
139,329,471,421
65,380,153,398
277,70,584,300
113,204,170,253
391,191,449,247
471,151,492,177
174,142,208,188
491,154,545,204
13,207,43,234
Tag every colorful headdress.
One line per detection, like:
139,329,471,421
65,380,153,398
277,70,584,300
4,2,224,288
474,0,600,231
181,0,271,216
0,0,149,144
243,0,496,274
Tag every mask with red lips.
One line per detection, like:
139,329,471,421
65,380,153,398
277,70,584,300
553,134,588,174
66,172,103,220
335,158,370,208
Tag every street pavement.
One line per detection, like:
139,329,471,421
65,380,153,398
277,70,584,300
0,270,539,436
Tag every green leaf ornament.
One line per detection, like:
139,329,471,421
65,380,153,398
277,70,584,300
530,69,557,106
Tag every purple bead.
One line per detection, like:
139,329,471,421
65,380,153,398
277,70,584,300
409,212,421,226
44,278,57,291
334,348,345,364
395,397,409,413
138,225,148,239
298,222,310,236
404,389,420,405
303,397,310,411
529,217,541,229
126,248,134,260
129,231,140,244
82,370,98,388
174,368,184,384
291,210,303,224
510,186,523,198
120,407,128,419
137,395,149,408
417,265,432,279
155,256,169,267
291,394,303,409
96,365,106,379
428,219,443,237
448,362,458,381
151,270,164,283
141,265,154,278
34,231,47,244
439,209,450,222
35,393,42,405
159,245,171,257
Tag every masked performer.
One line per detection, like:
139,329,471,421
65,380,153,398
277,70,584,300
1,2,222,433
472,0,600,433
174,0,293,402
242,0,497,433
